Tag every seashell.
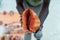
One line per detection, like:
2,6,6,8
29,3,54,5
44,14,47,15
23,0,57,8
22,9,41,33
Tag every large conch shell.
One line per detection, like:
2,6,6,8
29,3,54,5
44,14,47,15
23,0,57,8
0,9,41,34
0,12,24,40
22,9,41,33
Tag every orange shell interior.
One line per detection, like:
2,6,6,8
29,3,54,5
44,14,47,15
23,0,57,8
22,9,41,33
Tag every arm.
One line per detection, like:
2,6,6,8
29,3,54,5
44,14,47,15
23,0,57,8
39,0,50,30
34,0,50,40
16,0,24,14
